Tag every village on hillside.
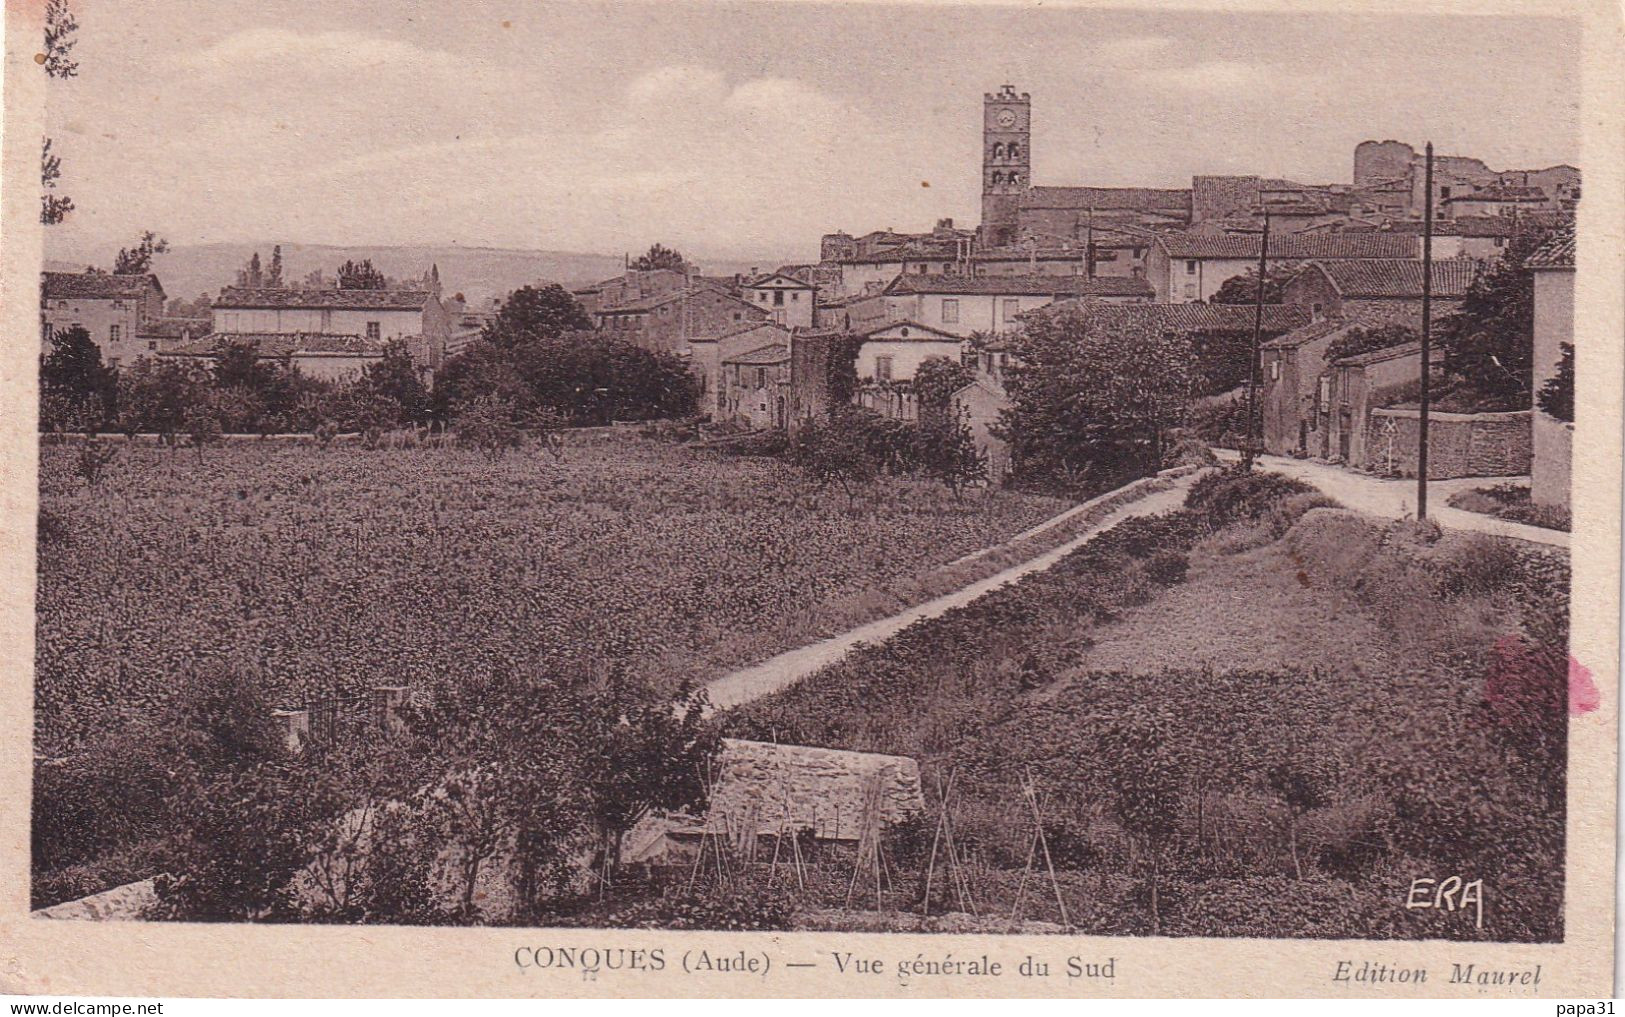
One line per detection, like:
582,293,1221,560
30,1,1583,958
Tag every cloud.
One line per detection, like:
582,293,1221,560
178,28,469,77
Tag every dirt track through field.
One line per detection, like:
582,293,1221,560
701,474,1199,712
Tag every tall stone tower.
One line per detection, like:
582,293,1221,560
980,84,1031,248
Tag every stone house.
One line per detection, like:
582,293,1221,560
1146,232,1420,304
1282,257,1476,326
720,343,790,429
41,271,166,368
159,331,392,383
853,320,964,385
571,268,689,317
687,321,790,418
741,272,817,329
211,286,451,373
1312,341,1438,467
877,273,1152,337
595,285,768,356
1259,318,1356,456
620,739,925,865
1528,227,1576,508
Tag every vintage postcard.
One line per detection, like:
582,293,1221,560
1,0,1619,1000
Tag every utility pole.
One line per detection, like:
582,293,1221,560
1242,209,1271,471
1418,143,1435,519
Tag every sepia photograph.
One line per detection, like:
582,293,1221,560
5,0,1621,1000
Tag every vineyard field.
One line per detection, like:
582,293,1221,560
35,435,1069,753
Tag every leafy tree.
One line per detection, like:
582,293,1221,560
791,409,881,509
41,137,73,226
39,1,78,224
43,0,79,79
336,259,387,291
1208,264,1298,305
1098,714,1187,934
914,411,987,499
1439,227,1553,405
455,395,523,460
998,302,1198,492
242,251,264,287
483,284,592,347
1537,343,1574,422
112,231,169,275
911,355,973,421
576,678,719,891
41,325,114,426
266,245,285,288
629,243,688,272
1325,323,1418,364
114,359,200,439
359,340,430,425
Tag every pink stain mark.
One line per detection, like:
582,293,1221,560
1569,656,1600,716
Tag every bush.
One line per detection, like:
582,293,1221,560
1143,550,1190,586
601,885,796,931
1185,468,1319,530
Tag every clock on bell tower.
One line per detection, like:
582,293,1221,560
980,84,1031,248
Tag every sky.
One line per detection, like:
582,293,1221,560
41,0,1581,265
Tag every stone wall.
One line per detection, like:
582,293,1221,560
1365,408,1531,479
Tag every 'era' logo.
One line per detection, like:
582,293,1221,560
1406,876,1484,929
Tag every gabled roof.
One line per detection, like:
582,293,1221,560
721,343,790,366
43,271,163,300
599,285,761,315
163,332,386,357
1155,232,1420,260
858,320,963,342
1526,227,1576,269
883,273,1154,298
214,287,431,311
744,271,815,289
1311,258,1478,299
1021,186,1193,213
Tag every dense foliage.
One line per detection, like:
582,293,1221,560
998,302,1198,492
1538,343,1574,423
35,435,1067,756
1438,225,1557,409
1324,323,1418,365
726,469,1569,940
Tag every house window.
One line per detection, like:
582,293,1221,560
733,312,742,321
1008,142,1020,160
1440,186,1452,199
773,291,784,306
760,292,769,302
1002,298,1020,321
1185,260,1198,275
109,325,120,344
112,300,125,310
791,292,800,301
57,301,67,310
148,340,158,351
942,298,960,323
366,321,381,341
1269,361,1280,381
875,356,893,382
756,367,766,387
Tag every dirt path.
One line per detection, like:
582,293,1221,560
1216,452,1567,549
702,474,1199,712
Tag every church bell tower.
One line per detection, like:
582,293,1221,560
980,84,1031,248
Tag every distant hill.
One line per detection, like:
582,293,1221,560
42,242,779,306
